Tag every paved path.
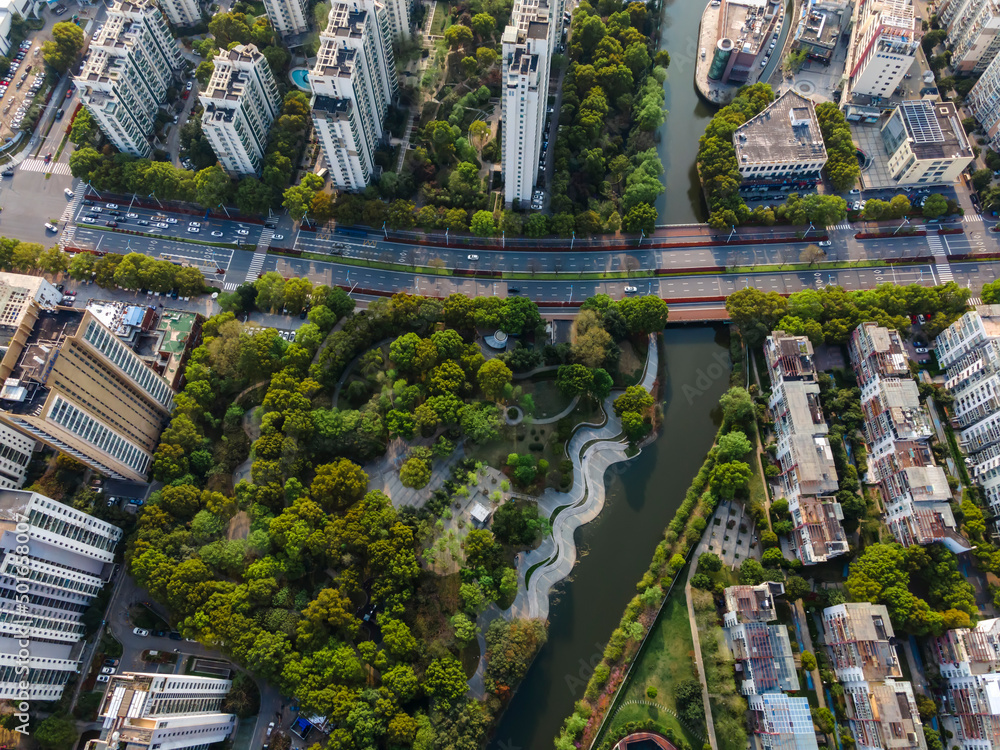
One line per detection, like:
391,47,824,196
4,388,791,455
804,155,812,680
685,564,719,750
501,334,657,622
533,394,580,425
793,599,826,710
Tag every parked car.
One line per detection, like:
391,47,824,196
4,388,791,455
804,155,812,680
272,234,284,240
168,632,182,641
104,659,120,667
96,675,110,683
64,188,73,197
101,667,116,674
133,628,149,637
914,347,929,354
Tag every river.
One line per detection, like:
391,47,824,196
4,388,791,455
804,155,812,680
488,326,732,750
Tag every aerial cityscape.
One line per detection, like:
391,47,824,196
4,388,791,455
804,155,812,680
4,0,1000,748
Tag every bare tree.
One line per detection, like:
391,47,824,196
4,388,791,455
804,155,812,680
799,244,826,266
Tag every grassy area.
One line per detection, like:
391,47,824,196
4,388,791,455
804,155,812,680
518,378,573,419
314,2,331,31
600,589,703,750
429,2,449,34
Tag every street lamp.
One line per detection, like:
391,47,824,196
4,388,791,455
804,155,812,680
148,192,163,208
87,180,102,200
571,230,575,251
445,227,449,246
727,224,736,244
803,221,815,238
382,221,388,240
892,216,909,236
639,229,645,247
218,202,231,219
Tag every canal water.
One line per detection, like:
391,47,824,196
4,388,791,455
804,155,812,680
488,326,731,750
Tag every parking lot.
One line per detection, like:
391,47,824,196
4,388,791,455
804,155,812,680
0,42,49,140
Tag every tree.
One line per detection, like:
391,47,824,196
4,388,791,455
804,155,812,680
194,165,232,209
472,12,496,39
799,244,826,266
444,24,474,51
618,295,669,334
720,387,755,428
424,657,468,704
739,558,765,585
710,461,752,499
174,266,205,297
310,459,369,511
726,288,789,347
42,22,84,72
613,385,653,416
888,194,911,218
34,714,78,750
69,107,99,147
470,210,496,236
698,552,722,572
972,168,993,192
556,364,593,397
717,430,751,462
622,203,658,233
399,457,431,489
477,359,513,401
922,193,948,219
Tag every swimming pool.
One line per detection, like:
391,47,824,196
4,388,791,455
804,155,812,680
290,68,310,91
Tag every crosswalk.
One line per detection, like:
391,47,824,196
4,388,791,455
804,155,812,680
19,158,71,175
256,228,274,250
970,297,983,306
244,252,266,283
964,214,985,223
926,234,954,283
832,220,852,230
58,189,84,249
223,282,240,291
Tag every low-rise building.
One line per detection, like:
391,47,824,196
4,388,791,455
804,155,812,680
725,621,800,695
734,90,828,194
0,489,122,700
85,673,235,750
790,495,849,564
723,581,785,627
200,44,281,177
747,692,821,750
791,0,849,64
940,672,1000,750
822,603,902,685
849,322,909,390
879,100,975,187
843,679,927,750
706,0,783,85
934,618,1000,678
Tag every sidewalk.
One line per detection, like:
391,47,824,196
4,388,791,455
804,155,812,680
684,562,719,750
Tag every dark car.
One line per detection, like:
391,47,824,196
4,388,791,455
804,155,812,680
508,287,521,294
168,632,182,641
105,221,118,227
153,629,168,637
103,658,120,667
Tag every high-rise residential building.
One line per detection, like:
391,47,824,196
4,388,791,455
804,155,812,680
968,52,1000,147
849,322,967,551
310,0,398,191
940,0,1000,73
936,305,1000,368
0,423,34,489
747,692,821,750
0,272,62,382
764,331,847,564
733,90,828,194
382,0,410,39
879,101,974,186
74,0,183,157
0,309,175,482
262,0,309,36
846,0,921,98
0,489,122,701
501,0,552,206
200,44,281,177
157,0,201,27
85,673,235,750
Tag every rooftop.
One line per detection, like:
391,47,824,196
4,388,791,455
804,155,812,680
203,44,265,102
794,3,847,52
733,91,828,167
793,495,849,563
883,100,973,162
766,330,816,382
723,582,785,625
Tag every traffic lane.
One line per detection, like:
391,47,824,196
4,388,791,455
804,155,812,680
954,262,1000,288
71,227,236,274
0,168,74,243
76,201,264,242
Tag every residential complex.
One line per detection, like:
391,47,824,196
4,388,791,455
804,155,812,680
157,0,201,27
74,0,183,158
705,0,783,85
849,323,967,551
501,0,553,205
85,673,236,750
968,51,1000,147
722,581,786,627
0,489,122,701
764,331,847,564
0,308,175,482
0,272,61,382
936,306,1000,523
262,0,309,36
879,101,974,187
382,0,410,39
845,0,921,99
310,0,398,191
0,422,33,489
939,0,1000,73
747,692,820,750
822,604,927,750
933,619,1000,749
733,90,828,195
200,44,282,177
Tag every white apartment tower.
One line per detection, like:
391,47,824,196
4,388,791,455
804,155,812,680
157,0,201,27
0,423,34,489
940,0,1000,73
847,0,921,98
0,490,122,700
382,0,410,39
501,0,552,206
74,0,183,157
200,44,281,177
263,0,309,36
310,0,398,191
967,52,1000,147
85,673,235,750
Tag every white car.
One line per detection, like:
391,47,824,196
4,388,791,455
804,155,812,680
236,229,249,236
133,628,149,637
185,81,193,91
189,221,201,227
64,188,73,197
267,722,275,738
849,188,861,194
165,217,178,224
272,234,284,240
155,222,169,228
187,226,200,233
44,222,57,231
81,217,96,223
211,231,223,237
96,675,110,683
624,286,638,293
818,240,832,247
467,254,479,261
101,666,116,674
106,203,119,209
127,212,138,218
915,347,929,354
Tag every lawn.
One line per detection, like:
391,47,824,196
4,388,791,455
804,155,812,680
519,378,573,419
598,589,703,750
430,3,449,35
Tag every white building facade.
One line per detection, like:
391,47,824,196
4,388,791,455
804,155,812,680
157,0,201,27
847,0,921,98
262,0,309,36
74,0,183,157
941,0,1000,73
200,44,281,177
0,490,122,700
0,423,34,489
309,0,397,191
501,0,552,206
